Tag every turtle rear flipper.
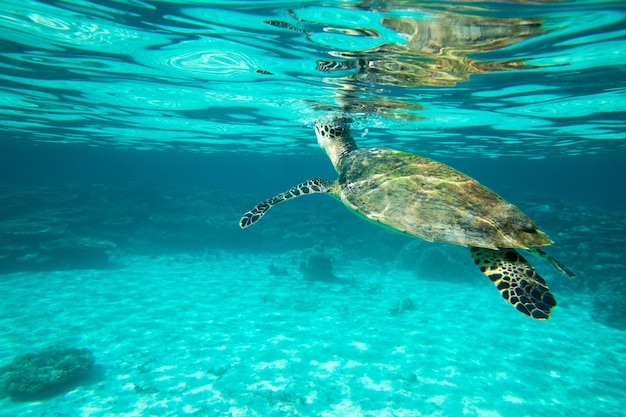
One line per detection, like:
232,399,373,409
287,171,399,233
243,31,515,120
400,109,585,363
527,247,576,278
469,247,557,320
239,179,335,229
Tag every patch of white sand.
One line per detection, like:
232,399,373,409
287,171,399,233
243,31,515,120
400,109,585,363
0,251,624,417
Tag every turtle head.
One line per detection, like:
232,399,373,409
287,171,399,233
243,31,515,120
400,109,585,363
315,118,357,173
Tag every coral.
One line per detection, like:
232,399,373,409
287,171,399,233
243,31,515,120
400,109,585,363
395,240,478,284
389,298,418,315
592,280,626,331
268,263,289,276
0,346,95,397
299,252,339,282
38,237,116,270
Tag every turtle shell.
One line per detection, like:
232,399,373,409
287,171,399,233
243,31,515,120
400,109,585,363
337,148,552,249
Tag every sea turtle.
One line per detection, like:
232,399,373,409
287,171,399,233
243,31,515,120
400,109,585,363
239,117,574,319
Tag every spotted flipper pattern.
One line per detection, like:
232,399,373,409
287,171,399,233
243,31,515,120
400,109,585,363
469,246,557,319
239,179,335,229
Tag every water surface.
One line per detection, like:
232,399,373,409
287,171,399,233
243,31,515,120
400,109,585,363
1,1,625,416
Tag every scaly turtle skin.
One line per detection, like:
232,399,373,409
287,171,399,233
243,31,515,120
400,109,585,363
240,117,574,320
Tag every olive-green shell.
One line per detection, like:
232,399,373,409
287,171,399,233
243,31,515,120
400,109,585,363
336,148,552,249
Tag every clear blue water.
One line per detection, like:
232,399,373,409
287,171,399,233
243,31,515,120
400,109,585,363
1,1,625,416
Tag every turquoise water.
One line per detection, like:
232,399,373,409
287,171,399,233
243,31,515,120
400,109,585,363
1,0,626,416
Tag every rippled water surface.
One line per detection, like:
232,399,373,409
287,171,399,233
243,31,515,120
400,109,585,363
1,0,625,156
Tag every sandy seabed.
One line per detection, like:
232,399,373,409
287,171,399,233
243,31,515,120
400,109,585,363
0,251,624,417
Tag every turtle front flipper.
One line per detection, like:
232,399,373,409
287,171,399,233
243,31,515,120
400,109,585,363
469,247,557,320
239,179,335,229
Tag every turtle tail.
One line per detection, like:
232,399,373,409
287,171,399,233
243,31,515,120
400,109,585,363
239,179,335,229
